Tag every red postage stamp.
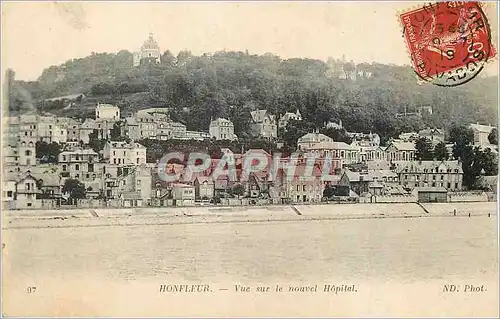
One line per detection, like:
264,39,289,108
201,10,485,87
400,1,495,86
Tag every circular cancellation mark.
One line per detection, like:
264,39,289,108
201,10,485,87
400,1,495,87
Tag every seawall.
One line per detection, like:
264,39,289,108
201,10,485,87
3,202,497,229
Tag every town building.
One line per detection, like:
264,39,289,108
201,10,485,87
250,109,277,138
172,183,195,206
297,131,333,150
38,115,67,144
133,33,161,67
385,141,416,161
103,141,147,166
14,173,41,209
418,128,445,146
413,187,448,203
395,160,463,190
278,110,302,129
275,165,324,203
95,103,120,121
398,132,419,143
347,132,380,147
58,149,99,181
339,169,399,196
469,123,496,146
324,119,343,130
194,176,215,200
79,119,96,144
185,130,211,141
307,141,359,166
356,145,387,162
209,118,237,141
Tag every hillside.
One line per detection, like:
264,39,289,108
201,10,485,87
6,50,498,142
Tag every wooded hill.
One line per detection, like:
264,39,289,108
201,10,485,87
7,50,498,144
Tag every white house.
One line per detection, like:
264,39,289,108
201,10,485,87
95,103,120,121
469,123,495,146
103,141,147,166
278,110,302,128
209,118,237,141
297,131,333,150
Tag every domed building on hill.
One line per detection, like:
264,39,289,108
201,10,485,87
133,33,161,67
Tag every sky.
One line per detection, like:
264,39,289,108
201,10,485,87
1,1,498,81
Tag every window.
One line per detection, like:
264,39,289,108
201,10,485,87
303,185,306,191
136,158,139,164
296,185,300,191
25,150,31,156
405,175,408,180
441,175,444,180
432,182,436,187
447,182,451,188
75,164,80,171
455,183,458,189
7,191,12,197
62,164,67,172
49,125,52,129
26,183,31,191
433,175,436,180
27,203,32,207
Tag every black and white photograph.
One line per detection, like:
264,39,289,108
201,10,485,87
1,1,499,317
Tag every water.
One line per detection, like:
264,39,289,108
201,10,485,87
4,216,497,283
2,216,498,317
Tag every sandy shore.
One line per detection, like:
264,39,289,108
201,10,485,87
3,202,497,229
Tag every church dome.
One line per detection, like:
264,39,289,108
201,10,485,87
141,33,160,50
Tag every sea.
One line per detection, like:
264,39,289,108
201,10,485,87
2,216,498,317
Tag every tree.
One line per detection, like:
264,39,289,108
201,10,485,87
433,142,449,161
488,128,498,145
88,129,106,154
35,141,61,163
161,50,176,66
62,179,87,204
449,125,474,160
230,184,245,198
415,137,433,160
323,185,336,199
110,121,127,141
320,127,352,144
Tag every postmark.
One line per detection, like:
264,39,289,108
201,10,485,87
400,1,496,87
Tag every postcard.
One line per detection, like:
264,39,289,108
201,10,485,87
2,1,498,317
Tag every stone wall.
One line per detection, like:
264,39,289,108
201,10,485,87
373,194,417,203
448,192,488,202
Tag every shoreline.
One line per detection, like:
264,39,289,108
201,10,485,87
3,202,497,230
